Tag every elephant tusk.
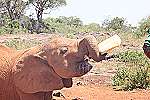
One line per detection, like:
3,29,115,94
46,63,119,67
98,34,121,53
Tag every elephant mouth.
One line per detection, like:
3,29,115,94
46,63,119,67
77,61,93,75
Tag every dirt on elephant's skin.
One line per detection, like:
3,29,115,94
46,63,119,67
0,34,148,100
54,84,150,100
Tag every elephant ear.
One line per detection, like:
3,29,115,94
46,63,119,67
14,55,64,93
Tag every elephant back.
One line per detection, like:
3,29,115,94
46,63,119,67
0,44,15,53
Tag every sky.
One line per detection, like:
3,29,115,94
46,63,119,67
28,0,150,26
48,0,150,26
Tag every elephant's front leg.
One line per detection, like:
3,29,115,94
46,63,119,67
17,89,53,100
44,91,53,100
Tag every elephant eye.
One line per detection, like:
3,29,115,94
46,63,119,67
59,46,68,55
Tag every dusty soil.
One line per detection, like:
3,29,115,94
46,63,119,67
55,84,150,100
53,63,150,100
0,34,149,100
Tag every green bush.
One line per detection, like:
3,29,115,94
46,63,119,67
79,23,101,33
0,27,8,35
133,29,143,38
112,50,150,91
0,19,28,35
134,16,150,37
43,16,103,38
102,17,126,31
4,39,41,50
116,50,149,66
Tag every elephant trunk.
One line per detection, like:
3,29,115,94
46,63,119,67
79,35,105,62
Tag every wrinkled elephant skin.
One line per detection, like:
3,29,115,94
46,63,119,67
0,35,106,100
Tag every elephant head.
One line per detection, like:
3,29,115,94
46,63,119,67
13,35,106,94
41,35,106,78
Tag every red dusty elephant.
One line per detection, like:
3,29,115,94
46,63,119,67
0,35,107,100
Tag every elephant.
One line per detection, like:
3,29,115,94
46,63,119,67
0,35,107,100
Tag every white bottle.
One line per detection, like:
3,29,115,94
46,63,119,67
98,34,121,53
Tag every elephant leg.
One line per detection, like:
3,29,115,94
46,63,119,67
62,78,73,88
17,89,53,100
44,91,53,100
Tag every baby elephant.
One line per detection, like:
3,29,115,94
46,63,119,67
0,35,107,100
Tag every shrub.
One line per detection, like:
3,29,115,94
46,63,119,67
0,27,8,35
116,50,149,66
0,20,28,35
134,16,150,37
112,50,150,91
4,39,41,50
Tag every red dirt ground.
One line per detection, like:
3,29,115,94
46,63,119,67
53,78,150,100
53,60,150,100
57,84,150,100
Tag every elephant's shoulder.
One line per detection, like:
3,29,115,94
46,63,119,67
15,46,42,57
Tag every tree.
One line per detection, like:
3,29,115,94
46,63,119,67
0,0,29,34
133,16,150,37
43,16,83,35
80,23,101,33
29,0,66,34
55,16,83,27
102,17,126,31
0,0,28,21
110,17,125,30
138,16,150,35
102,19,111,30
